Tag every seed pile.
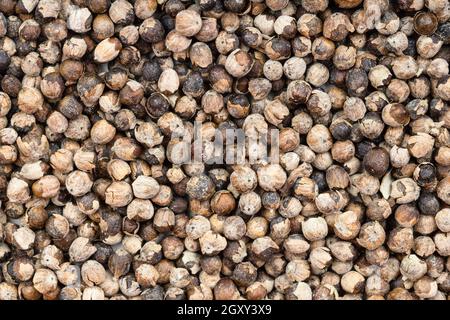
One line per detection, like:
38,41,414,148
1,0,450,300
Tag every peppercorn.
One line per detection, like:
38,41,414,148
414,12,438,36
0,50,10,72
361,147,389,178
345,68,368,98
145,93,170,119
302,217,328,241
323,13,354,42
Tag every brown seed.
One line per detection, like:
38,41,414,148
105,181,133,208
362,147,390,178
414,12,438,36
210,191,236,216
32,175,60,198
33,268,57,294
357,222,386,250
175,10,202,37
214,278,239,300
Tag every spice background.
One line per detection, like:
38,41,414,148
0,0,450,301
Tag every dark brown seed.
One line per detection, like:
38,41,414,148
345,68,368,98
145,93,170,118
363,147,390,178
0,50,10,72
142,60,162,82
